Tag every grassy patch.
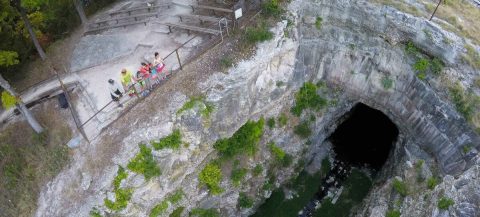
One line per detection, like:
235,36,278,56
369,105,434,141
104,188,133,211
177,96,215,119
448,82,479,122
150,200,169,217
231,168,248,187
386,209,401,217
253,164,263,176
278,113,288,127
90,208,102,217
113,166,128,190
463,44,480,69
189,208,220,217
261,0,283,18
238,192,254,208
315,17,323,30
267,117,276,129
291,82,328,116
199,162,224,195
382,76,394,89
414,58,430,73
213,118,264,159
294,121,312,138
152,129,182,150
437,197,454,210
220,56,233,70
392,178,408,197
127,144,161,180
245,25,274,45
170,207,185,217
167,189,184,204
427,177,439,190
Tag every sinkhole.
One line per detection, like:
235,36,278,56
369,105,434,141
329,103,399,171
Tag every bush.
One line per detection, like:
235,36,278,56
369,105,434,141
430,58,444,74
315,17,323,29
245,26,273,45
427,177,438,190
89,208,102,217
104,188,133,211
261,0,283,17
414,59,430,73
386,209,400,217
253,164,263,176
449,82,479,121
437,197,454,210
291,82,328,116
167,189,184,204
238,192,254,208
127,144,161,180
294,121,312,138
382,76,394,89
231,168,248,187
392,178,408,197
170,207,185,217
189,208,220,217
405,41,420,55
113,166,128,190
281,154,293,167
463,44,480,69
150,200,169,217
199,163,223,195
278,113,288,127
213,118,264,158
220,57,233,69
268,142,286,161
267,118,275,129
177,96,214,118
152,129,182,150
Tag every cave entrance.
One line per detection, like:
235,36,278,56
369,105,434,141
329,103,399,171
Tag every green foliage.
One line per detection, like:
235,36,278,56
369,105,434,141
104,188,133,211
149,200,169,217
427,177,438,190
462,145,472,154
315,17,323,30
238,192,254,208
405,41,419,55
392,178,408,197
449,82,479,121
189,208,220,217
169,207,185,217
220,56,233,70
386,209,401,217
213,118,264,158
127,144,161,180
267,118,275,129
291,82,327,116
177,96,214,119
294,121,312,138
381,76,394,90
278,113,288,127
152,129,182,150
463,44,480,69
417,72,427,80
268,142,286,161
261,0,283,17
89,208,102,217
430,58,444,74
253,164,263,176
113,166,128,190
414,58,430,73
231,168,248,187
1,91,17,109
199,162,223,195
437,197,454,210
167,189,184,204
245,26,273,45
281,154,293,167
0,51,20,66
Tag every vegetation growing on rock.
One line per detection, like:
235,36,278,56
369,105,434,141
231,167,248,187
152,129,182,150
104,188,133,211
199,162,224,195
291,82,328,116
238,192,254,208
437,196,454,210
177,96,215,119
127,144,161,180
392,178,409,197
213,118,264,158
277,113,288,127
189,208,220,217
294,121,312,138
149,190,184,217
386,209,401,217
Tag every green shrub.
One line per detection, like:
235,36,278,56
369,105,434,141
417,72,427,80
213,118,264,158
238,192,254,208
462,145,472,154
437,197,454,210
113,166,128,190
382,76,394,89
267,118,275,129
430,58,444,74
177,96,214,119
199,163,223,195
90,208,102,217
150,200,169,217
127,144,161,180
392,178,408,197
245,26,273,44
170,207,185,217
220,57,233,69
427,177,438,190
278,113,288,127
315,17,323,30
268,142,286,162
152,129,182,150
281,154,293,167
231,168,248,187
449,82,479,121
189,208,220,217
405,41,419,55
104,188,133,211
261,0,283,17
414,59,430,73
463,44,480,69
253,164,263,176
167,189,184,204
291,82,328,116
294,121,312,138
386,209,401,217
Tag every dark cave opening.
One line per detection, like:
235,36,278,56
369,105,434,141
329,103,399,171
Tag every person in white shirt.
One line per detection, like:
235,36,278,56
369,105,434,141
108,79,124,107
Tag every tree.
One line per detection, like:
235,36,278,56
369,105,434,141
0,50,44,133
10,0,47,60
73,0,88,25
429,0,443,21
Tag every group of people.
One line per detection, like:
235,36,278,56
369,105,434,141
108,52,167,107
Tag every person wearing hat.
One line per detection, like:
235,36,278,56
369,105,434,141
108,78,124,107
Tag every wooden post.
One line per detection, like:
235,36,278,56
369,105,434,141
429,0,442,21
175,50,183,70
